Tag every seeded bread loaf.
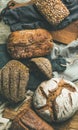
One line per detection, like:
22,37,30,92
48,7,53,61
0,60,29,103
34,0,70,25
7,29,53,59
9,108,54,130
33,78,78,122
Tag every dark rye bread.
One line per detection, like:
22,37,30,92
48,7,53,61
9,108,54,130
7,29,53,59
30,57,52,80
0,60,29,103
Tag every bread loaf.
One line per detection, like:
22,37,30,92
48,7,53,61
30,57,52,80
33,78,78,122
0,60,29,103
34,0,70,25
7,29,53,59
9,108,54,130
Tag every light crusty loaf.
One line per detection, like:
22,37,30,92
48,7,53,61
30,57,52,80
34,0,70,25
7,29,53,59
9,108,54,130
33,78,78,123
0,60,29,103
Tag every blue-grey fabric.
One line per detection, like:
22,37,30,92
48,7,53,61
1,5,54,31
0,44,11,68
52,40,78,82
1,0,78,31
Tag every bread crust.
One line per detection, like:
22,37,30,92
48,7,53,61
0,60,29,103
7,29,53,59
30,57,52,80
33,78,78,122
10,108,54,130
34,0,69,25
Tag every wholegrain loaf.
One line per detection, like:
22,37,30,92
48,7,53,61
34,0,70,25
7,29,53,59
0,60,29,103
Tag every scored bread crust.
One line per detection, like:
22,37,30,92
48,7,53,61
33,78,78,122
0,60,29,103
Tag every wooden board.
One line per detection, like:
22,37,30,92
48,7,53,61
3,104,78,130
53,111,78,130
51,21,78,45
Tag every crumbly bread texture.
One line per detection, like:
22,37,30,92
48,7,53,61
0,60,29,103
30,57,52,80
7,29,53,59
9,108,54,130
33,78,78,123
34,0,70,25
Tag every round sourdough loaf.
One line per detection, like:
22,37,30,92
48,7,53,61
33,78,78,122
